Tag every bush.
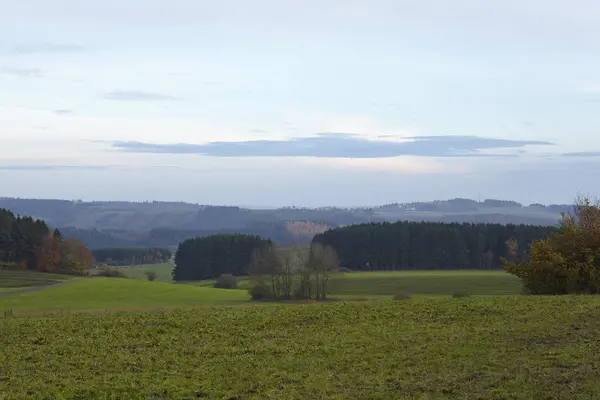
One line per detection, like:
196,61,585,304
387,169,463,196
145,270,157,282
393,292,411,300
452,291,470,298
213,274,237,289
96,266,127,278
248,281,272,301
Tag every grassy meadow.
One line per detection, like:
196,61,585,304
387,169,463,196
0,269,73,289
189,270,523,297
1,296,599,399
118,262,175,282
0,278,249,313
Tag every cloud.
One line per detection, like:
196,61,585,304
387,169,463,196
10,43,86,55
103,90,182,101
53,110,72,115
0,66,42,77
110,133,553,158
563,152,600,157
0,164,113,171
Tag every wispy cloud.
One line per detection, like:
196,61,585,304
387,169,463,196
0,164,112,171
563,151,600,157
103,90,182,101
53,109,72,115
0,66,42,77
110,133,553,158
9,43,86,55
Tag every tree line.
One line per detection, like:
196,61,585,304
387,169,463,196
92,247,171,266
172,233,341,300
173,234,273,281
0,208,93,275
312,221,556,270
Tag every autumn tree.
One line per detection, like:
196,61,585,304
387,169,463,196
504,196,600,294
59,238,94,275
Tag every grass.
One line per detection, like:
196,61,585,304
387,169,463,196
1,296,599,399
0,278,249,313
118,263,175,282
190,270,523,298
0,269,72,288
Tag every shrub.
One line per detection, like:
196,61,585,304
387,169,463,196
96,266,127,278
145,270,158,282
452,291,470,298
213,274,237,289
248,281,272,301
393,292,411,300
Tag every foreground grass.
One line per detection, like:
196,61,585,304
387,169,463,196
191,270,522,297
0,278,249,313
1,296,599,399
0,269,72,288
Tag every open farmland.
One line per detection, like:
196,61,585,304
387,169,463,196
119,262,175,283
0,269,73,289
0,278,249,313
1,296,599,399
189,270,523,297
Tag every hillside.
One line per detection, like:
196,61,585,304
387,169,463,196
0,197,565,248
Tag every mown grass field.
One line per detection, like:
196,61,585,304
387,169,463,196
1,296,599,399
0,278,249,313
0,269,72,289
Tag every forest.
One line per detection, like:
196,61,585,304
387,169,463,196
0,208,92,274
173,234,273,281
313,221,556,270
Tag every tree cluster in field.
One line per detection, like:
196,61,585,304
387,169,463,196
247,243,340,301
504,196,600,294
0,208,93,275
172,234,273,281
92,247,171,266
172,233,340,300
313,221,555,270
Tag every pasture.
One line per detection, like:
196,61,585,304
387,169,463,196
0,278,249,313
190,270,523,297
119,262,174,282
0,269,73,289
1,296,599,399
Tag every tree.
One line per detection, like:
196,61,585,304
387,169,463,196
59,238,94,275
248,244,284,299
36,233,62,272
173,234,272,281
503,196,600,294
313,221,554,271
307,243,339,300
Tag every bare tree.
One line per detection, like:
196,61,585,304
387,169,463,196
249,244,283,299
307,243,340,300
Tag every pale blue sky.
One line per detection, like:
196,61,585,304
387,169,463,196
0,0,599,206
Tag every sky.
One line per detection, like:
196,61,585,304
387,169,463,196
1,0,599,207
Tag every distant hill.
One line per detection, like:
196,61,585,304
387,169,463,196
0,197,567,249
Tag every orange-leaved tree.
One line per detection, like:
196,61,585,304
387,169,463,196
503,195,600,294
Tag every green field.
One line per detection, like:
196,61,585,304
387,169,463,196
0,269,73,289
0,278,249,313
1,296,599,399
190,270,523,297
119,262,175,282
